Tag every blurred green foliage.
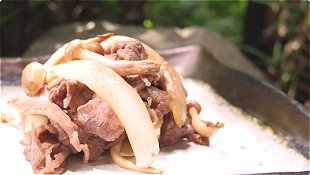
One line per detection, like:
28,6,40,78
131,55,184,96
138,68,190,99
144,0,247,45
241,1,309,105
0,0,247,56
1,0,308,106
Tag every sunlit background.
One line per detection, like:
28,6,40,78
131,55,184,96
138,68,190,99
1,0,309,108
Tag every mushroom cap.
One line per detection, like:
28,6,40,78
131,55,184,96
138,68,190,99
22,62,46,96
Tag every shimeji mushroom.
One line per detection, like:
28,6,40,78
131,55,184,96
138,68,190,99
22,34,161,95
44,33,113,68
22,62,47,96
64,39,161,77
187,101,224,138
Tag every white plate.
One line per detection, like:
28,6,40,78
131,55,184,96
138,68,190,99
0,79,308,174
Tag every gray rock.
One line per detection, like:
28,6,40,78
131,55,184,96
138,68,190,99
24,20,265,81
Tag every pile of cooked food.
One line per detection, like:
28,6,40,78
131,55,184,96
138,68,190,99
2,33,224,174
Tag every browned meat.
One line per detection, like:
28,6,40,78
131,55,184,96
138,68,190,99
11,94,125,167
10,96,84,152
46,79,125,161
125,75,149,92
160,115,209,147
45,78,67,108
80,133,109,161
50,119,122,161
80,132,125,161
76,96,124,142
63,81,94,110
159,114,187,147
103,41,148,61
47,78,94,111
50,121,78,153
45,93,124,160
185,133,209,146
23,124,69,174
102,40,170,123
145,73,166,89
124,73,165,92
139,86,171,118
182,118,210,146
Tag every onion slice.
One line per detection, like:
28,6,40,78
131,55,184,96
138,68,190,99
49,60,159,168
142,43,187,127
110,141,163,174
100,35,187,127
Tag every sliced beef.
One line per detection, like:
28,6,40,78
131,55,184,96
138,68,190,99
159,114,187,147
185,133,209,146
125,73,165,92
50,121,78,153
139,86,171,118
45,78,67,108
23,124,69,174
80,133,108,161
46,78,94,111
45,79,125,161
47,94,124,159
145,73,165,90
80,132,125,161
76,96,124,142
102,39,170,123
63,81,94,110
125,75,150,92
10,96,84,152
50,121,122,162
160,114,209,147
182,118,210,146
103,40,148,61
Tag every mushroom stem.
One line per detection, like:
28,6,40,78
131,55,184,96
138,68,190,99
72,47,161,76
188,106,224,138
44,44,68,69
43,34,113,69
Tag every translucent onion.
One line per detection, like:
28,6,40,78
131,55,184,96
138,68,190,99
49,60,159,169
100,36,187,127
0,103,21,129
24,114,48,133
111,141,163,174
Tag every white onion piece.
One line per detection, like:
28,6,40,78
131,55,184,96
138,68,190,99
0,103,21,129
153,116,163,139
50,60,159,168
24,114,48,133
110,141,162,174
143,43,187,127
100,35,187,127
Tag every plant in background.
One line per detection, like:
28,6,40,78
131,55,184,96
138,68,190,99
143,0,247,45
242,1,309,108
1,0,308,108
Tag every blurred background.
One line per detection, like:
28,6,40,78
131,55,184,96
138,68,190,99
1,0,309,109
